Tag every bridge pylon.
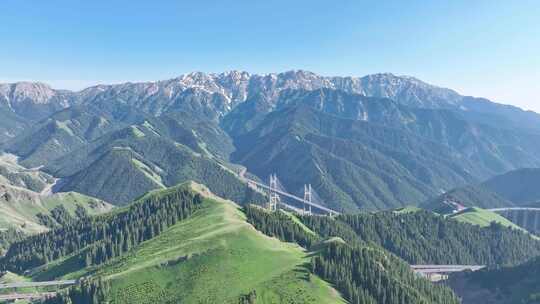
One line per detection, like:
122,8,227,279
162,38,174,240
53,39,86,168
267,174,280,211
534,212,539,233
303,184,312,214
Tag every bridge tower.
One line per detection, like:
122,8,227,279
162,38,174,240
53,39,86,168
533,212,537,232
512,210,518,225
533,211,540,234
268,174,280,211
303,184,312,214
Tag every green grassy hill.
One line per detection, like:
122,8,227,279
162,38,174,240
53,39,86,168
9,183,527,304
449,207,523,230
0,183,112,234
25,183,345,304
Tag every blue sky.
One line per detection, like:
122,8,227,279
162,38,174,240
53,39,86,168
1,0,539,112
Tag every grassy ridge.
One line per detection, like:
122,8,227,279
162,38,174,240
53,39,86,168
449,207,523,230
0,188,112,234
33,183,345,304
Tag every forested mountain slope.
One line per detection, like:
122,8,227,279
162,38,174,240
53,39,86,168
299,210,540,266
482,168,540,204
244,206,459,304
41,122,261,205
448,256,540,304
2,183,538,303
232,104,480,211
425,167,540,211
422,185,513,211
2,71,540,211
3,104,146,168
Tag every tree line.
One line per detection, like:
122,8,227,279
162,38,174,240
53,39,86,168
0,228,24,256
244,205,459,304
0,187,203,273
312,242,459,304
41,278,109,304
244,206,318,249
301,210,540,266
36,205,88,229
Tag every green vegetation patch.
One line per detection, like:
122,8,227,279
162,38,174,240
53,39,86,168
102,198,344,303
450,207,524,230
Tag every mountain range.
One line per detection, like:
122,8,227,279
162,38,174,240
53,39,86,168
424,167,540,211
2,70,540,211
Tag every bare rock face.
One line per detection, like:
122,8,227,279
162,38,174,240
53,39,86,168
0,82,74,124
0,71,462,121
2,70,533,129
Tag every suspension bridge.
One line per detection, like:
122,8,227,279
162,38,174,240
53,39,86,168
245,174,340,215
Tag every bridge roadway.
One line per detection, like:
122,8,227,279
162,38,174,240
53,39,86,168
0,292,56,300
246,179,340,215
487,207,540,212
0,279,76,289
411,265,485,274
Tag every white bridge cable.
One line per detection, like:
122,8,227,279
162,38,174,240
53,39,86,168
247,178,340,215
275,177,312,212
310,187,326,207
276,177,326,208
275,177,289,195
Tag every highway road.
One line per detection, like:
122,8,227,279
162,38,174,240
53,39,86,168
0,279,76,289
488,207,540,212
411,265,485,274
0,292,56,300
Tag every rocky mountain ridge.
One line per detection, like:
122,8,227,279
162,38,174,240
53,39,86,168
0,70,525,118
2,70,540,211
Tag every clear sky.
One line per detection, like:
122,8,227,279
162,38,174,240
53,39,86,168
1,0,539,112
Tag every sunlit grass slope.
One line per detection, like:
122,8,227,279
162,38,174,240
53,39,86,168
0,188,112,234
34,182,346,304
450,207,523,230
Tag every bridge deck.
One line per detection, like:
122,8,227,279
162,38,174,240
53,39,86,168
488,207,540,212
0,280,76,289
411,265,485,274
0,292,56,300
